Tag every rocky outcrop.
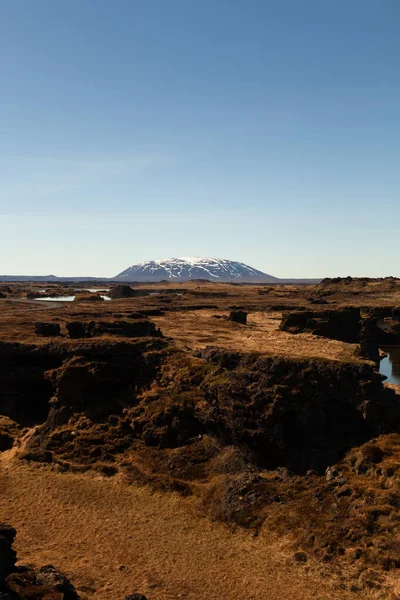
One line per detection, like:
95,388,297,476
34,322,61,337
357,316,381,363
229,310,247,325
0,334,166,430
0,523,79,599
0,343,60,426
21,337,167,461
109,285,149,299
0,417,19,452
22,339,400,474
195,348,399,472
6,565,79,599
66,320,162,339
4,334,399,586
280,308,361,343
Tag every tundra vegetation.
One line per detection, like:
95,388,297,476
0,277,399,599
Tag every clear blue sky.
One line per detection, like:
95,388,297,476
1,0,399,277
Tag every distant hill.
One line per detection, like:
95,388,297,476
114,257,279,283
0,275,108,282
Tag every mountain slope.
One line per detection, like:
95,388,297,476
114,257,278,282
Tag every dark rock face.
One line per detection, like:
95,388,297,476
197,348,399,472
357,317,381,363
34,322,61,337
279,308,361,343
0,292,6,299
23,338,167,458
109,285,149,299
66,321,96,338
0,343,60,426
0,418,20,453
66,320,161,339
0,522,144,599
0,335,166,431
6,565,80,599
46,352,150,419
0,524,17,585
0,432,13,452
229,310,248,325
25,340,400,475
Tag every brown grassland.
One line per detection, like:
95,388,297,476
0,277,399,599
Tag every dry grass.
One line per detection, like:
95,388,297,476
153,310,360,362
1,280,400,599
0,453,359,600
0,298,359,364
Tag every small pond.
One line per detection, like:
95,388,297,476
74,288,110,293
379,347,400,384
36,295,111,302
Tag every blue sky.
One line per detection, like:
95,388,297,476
1,0,399,277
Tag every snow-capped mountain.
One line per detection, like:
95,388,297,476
114,257,278,283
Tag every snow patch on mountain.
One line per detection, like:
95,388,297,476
114,257,278,282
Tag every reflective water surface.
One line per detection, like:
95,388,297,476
380,347,400,384
36,295,111,302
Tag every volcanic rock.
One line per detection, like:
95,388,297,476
6,564,79,599
357,317,380,363
109,285,149,299
280,308,361,343
229,310,247,325
66,320,162,339
0,342,59,426
34,322,61,337
198,348,400,472
0,524,17,585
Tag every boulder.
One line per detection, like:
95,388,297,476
6,565,79,599
229,310,247,325
0,524,79,599
35,564,79,598
34,322,61,337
